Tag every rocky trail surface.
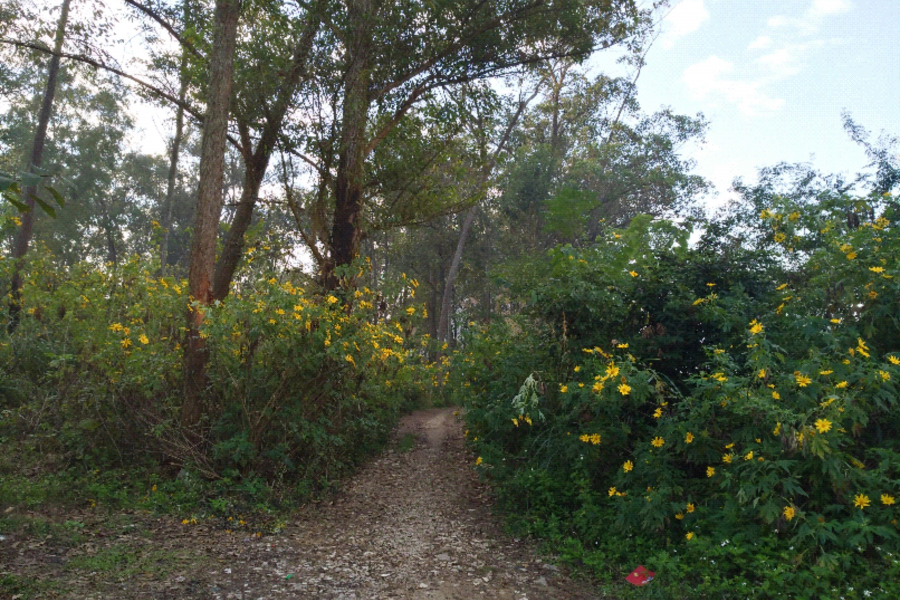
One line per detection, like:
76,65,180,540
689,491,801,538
1,408,607,599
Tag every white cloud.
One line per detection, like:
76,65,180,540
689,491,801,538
683,56,785,116
661,0,710,49
767,0,852,34
808,0,852,18
748,35,772,50
755,41,826,78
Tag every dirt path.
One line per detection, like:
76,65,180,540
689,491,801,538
214,407,599,600
1,408,605,599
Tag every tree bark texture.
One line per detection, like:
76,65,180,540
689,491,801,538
7,0,71,328
323,0,373,289
182,0,241,430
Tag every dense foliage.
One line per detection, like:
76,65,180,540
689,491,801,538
0,249,441,508
453,186,900,598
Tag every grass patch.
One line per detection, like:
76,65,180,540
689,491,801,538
395,433,418,452
0,574,62,600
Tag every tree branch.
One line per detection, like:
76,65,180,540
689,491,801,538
122,0,205,62
1,37,202,120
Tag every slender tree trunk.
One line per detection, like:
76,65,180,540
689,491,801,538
324,0,372,290
182,0,241,430
7,0,70,328
211,154,264,299
436,90,539,340
436,207,475,341
160,47,189,272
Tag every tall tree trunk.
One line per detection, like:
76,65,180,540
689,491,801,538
211,7,321,300
324,0,372,290
160,44,189,272
182,0,241,431
7,0,71,329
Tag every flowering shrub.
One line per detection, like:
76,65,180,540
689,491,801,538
0,252,435,501
456,191,900,598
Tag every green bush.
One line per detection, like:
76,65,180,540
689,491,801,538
0,251,436,509
455,191,900,598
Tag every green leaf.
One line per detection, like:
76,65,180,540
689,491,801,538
19,171,42,188
33,195,57,218
2,192,30,213
0,172,16,190
44,185,65,207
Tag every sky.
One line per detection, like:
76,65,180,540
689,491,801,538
590,0,900,208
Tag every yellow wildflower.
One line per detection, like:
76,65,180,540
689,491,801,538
623,460,634,473
794,373,812,387
853,494,871,509
651,437,665,448
814,419,832,434
783,506,795,521
629,270,638,277
749,320,764,335
609,487,617,497
653,408,663,419
475,457,483,466
685,432,694,444
881,494,896,506
880,370,891,381
687,503,695,513
139,334,149,345
618,383,631,396
706,466,715,477
589,433,601,445
772,390,781,399
686,532,694,540
744,451,754,461
835,381,849,389
723,453,733,464
888,356,900,365
121,338,132,348
560,384,568,393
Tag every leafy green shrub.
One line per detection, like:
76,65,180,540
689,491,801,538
0,251,435,508
456,191,900,598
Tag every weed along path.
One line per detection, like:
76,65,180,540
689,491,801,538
1,407,604,599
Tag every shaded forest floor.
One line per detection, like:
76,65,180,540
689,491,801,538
0,408,610,599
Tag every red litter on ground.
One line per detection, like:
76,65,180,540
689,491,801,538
626,565,655,585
